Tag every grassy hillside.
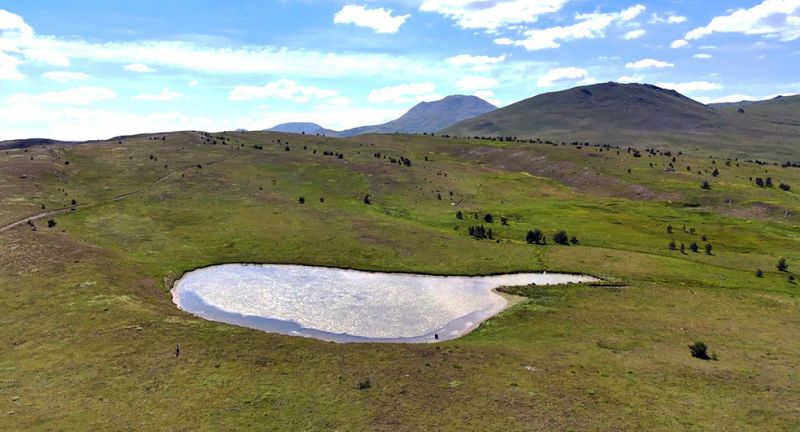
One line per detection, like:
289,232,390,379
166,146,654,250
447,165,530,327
1,130,799,430
444,83,800,161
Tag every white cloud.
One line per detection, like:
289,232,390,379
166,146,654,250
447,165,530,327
695,93,757,104
670,39,689,48
367,82,438,103
188,79,199,86
230,79,338,102
124,63,156,73
454,76,498,91
42,71,90,82
693,53,713,59
618,74,644,83
655,81,723,93
0,9,33,37
420,0,569,31
493,37,514,45
132,88,182,101
0,51,24,80
473,90,501,106
499,4,646,51
686,0,800,41
624,29,646,40
650,13,687,24
446,54,506,66
625,58,674,69
8,86,116,105
537,67,590,87
333,5,409,34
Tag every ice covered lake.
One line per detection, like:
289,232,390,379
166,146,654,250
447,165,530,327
171,264,598,343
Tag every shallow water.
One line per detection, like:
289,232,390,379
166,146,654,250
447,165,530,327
172,264,597,343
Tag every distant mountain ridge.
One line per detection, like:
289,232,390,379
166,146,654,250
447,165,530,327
266,122,335,135
336,95,497,137
265,95,496,138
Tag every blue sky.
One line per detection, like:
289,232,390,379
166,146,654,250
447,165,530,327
0,0,798,140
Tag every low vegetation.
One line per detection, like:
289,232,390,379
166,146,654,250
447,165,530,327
0,129,798,430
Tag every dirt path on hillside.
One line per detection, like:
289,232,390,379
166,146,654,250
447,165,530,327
0,152,240,234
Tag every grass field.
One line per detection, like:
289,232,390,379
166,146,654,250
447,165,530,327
1,130,799,430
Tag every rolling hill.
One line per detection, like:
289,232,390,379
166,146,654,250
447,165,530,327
443,83,799,160
336,95,496,137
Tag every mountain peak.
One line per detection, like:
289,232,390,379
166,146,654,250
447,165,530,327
336,94,496,137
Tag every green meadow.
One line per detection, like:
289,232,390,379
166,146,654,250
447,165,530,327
1,131,798,430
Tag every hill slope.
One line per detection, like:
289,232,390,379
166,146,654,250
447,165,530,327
338,95,496,137
443,83,798,160
444,82,726,136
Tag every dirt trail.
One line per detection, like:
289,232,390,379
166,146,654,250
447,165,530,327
0,152,240,234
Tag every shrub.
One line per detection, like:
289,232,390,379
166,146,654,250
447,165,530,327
700,180,710,190
553,230,569,245
483,213,494,223
669,240,676,250
755,268,763,278
358,378,372,390
47,219,56,228
777,257,788,272
456,210,463,220
298,197,305,204
569,235,579,245
666,224,673,234
689,242,699,253
779,183,791,191
688,341,712,360
526,229,544,245
363,194,371,205
705,243,713,255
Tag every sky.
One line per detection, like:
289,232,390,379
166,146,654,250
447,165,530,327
0,0,799,140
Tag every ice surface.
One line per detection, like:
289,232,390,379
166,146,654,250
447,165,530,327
172,264,597,342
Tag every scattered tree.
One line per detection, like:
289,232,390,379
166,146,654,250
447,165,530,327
47,219,56,228
363,194,371,205
298,197,305,204
553,230,569,245
690,242,699,253
569,235,579,245
666,224,673,234
669,240,676,250
526,229,545,245
705,243,713,255
700,180,710,190
456,210,463,220
688,341,716,360
483,214,494,223
777,257,788,272
755,268,764,278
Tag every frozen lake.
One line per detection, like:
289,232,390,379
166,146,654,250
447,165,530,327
171,264,598,343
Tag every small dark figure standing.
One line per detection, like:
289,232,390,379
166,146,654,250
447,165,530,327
434,333,439,341
175,343,180,357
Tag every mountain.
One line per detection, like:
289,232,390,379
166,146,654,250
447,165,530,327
267,122,335,135
444,82,727,137
442,82,799,159
337,95,496,137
